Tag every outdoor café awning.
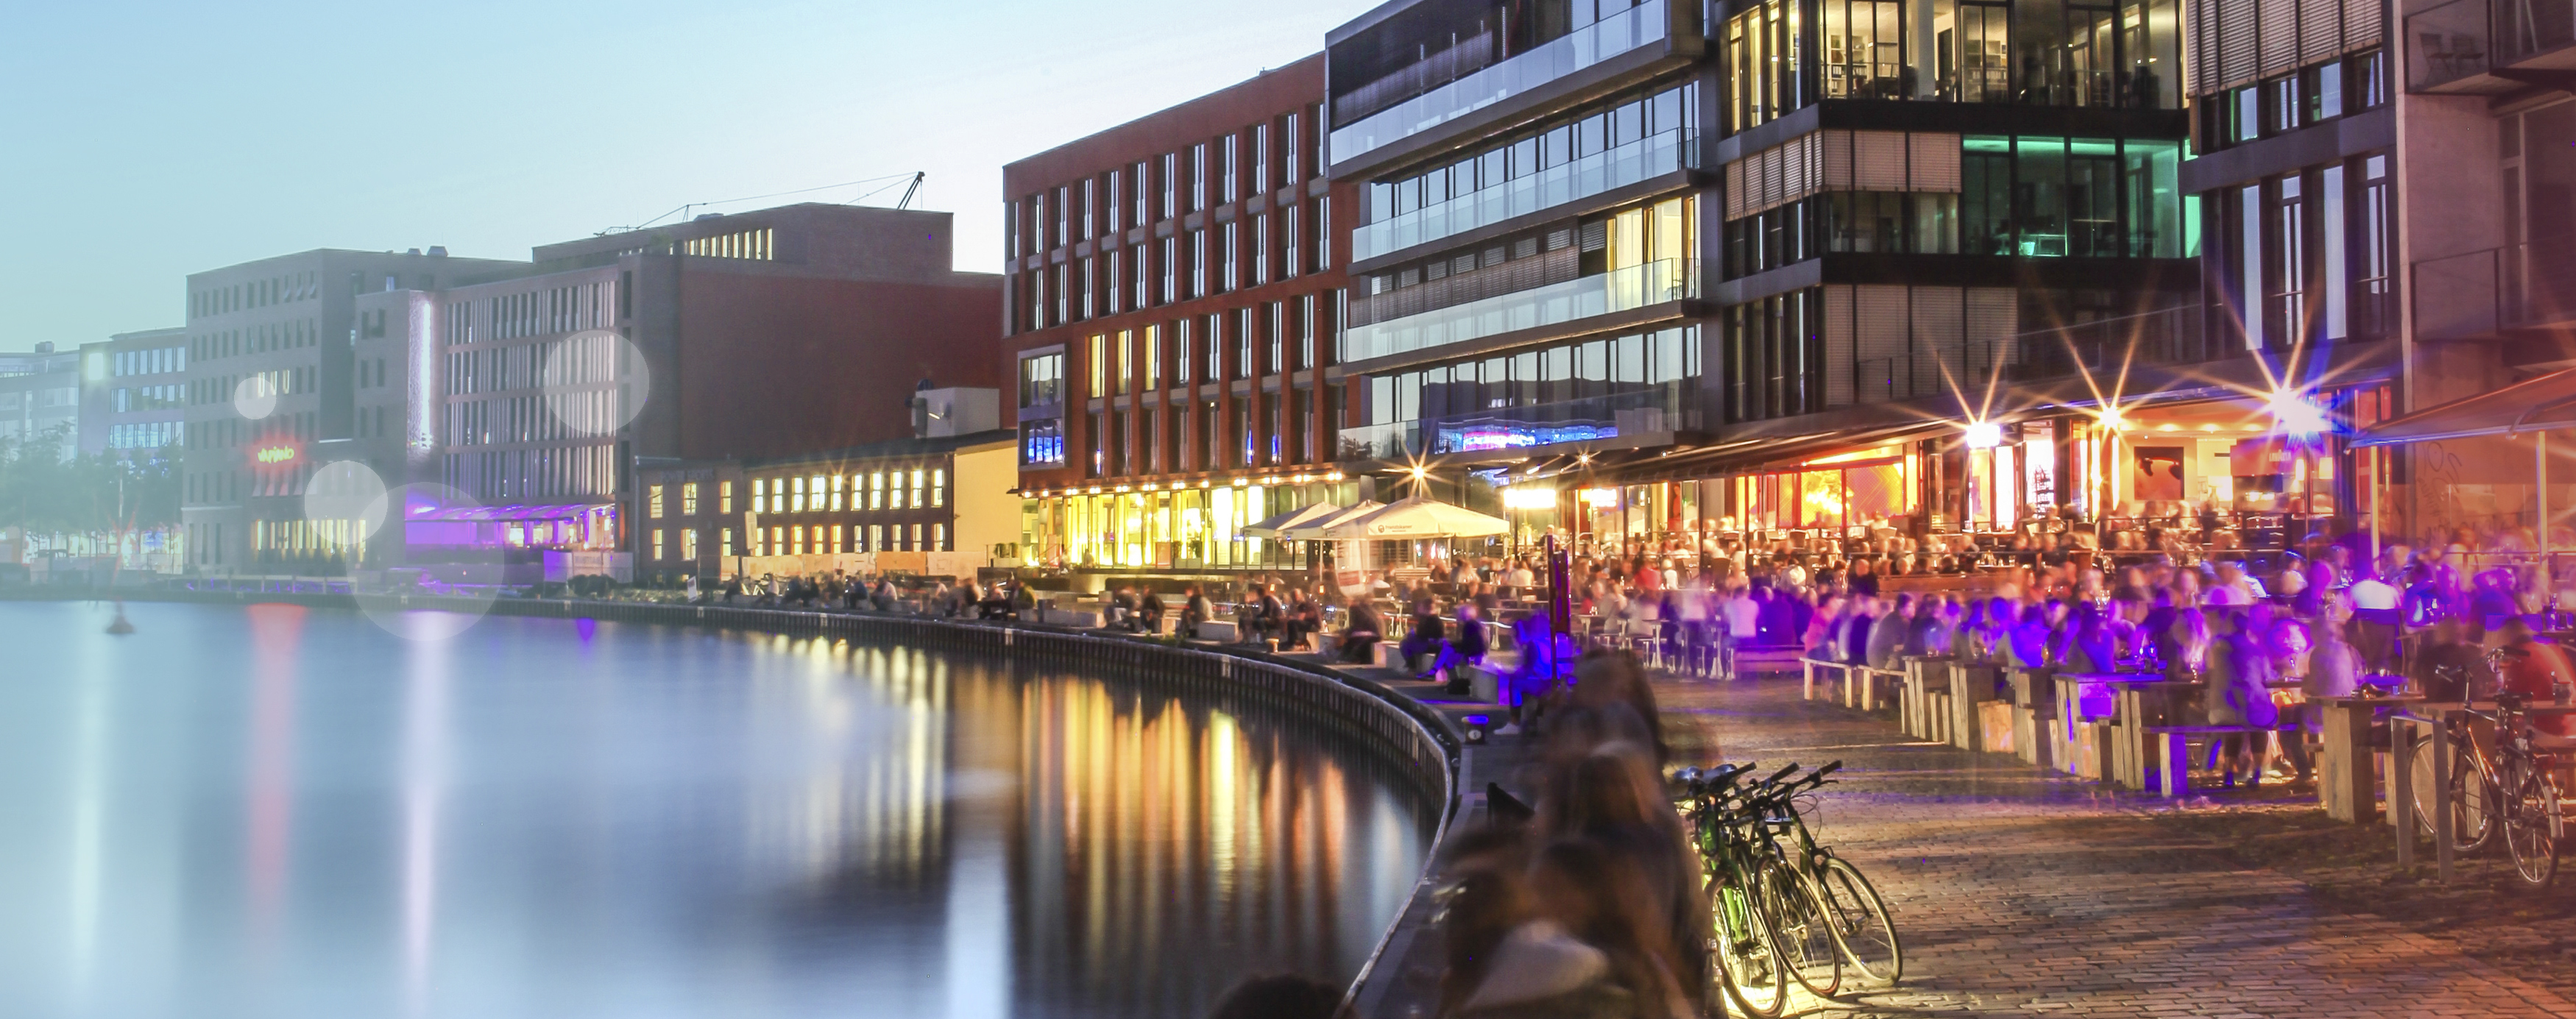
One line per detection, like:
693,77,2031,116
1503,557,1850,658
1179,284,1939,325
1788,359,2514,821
1282,500,1386,541
1323,497,1509,540
2352,366,2576,447
1242,503,1342,539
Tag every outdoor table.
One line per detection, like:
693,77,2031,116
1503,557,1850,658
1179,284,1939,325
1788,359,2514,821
2388,701,2576,884
2314,693,2424,823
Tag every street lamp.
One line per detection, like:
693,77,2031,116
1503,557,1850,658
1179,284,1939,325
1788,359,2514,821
1963,420,2005,450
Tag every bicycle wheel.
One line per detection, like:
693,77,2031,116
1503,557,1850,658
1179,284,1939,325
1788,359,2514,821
1758,858,1841,998
1815,854,1903,985
1710,877,1789,1018
2502,762,2562,890
2409,734,2494,854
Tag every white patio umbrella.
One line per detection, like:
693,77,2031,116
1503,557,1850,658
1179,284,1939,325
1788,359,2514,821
1242,502,1343,539
1321,497,1509,540
1282,500,1387,542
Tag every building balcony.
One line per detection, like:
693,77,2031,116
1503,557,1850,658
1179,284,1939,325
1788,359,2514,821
2413,238,2576,341
1329,0,1672,170
1342,258,1696,365
2408,0,2576,94
1353,127,1691,263
1339,387,1700,460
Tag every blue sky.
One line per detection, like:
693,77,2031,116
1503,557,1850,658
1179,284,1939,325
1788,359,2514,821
0,0,1373,349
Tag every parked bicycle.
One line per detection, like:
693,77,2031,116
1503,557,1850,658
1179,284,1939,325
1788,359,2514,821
2407,646,2567,887
1670,760,1902,1017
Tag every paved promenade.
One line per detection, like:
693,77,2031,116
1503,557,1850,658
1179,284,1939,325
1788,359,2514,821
1653,675,2576,1018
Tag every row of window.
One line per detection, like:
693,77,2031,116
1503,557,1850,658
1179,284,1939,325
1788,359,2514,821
1010,107,1324,260
687,470,952,516
1074,387,1336,476
1726,0,2184,136
190,271,318,319
2206,52,2388,149
1364,326,1700,428
442,283,619,347
108,421,183,450
441,446,617,503
113,347,185,377
1057,294,1337,402
2218,154,2395,350
189,367,312,407
190,320,316,363
648,522,949,561
1358,80,1697,226
1015,200,1334,333
115,385,183,412
1724,136,2189,275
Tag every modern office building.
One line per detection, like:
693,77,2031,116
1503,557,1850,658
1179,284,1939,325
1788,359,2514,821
0,344,81,452
1003,55,1359,578
1323,0,2226,551
77,327,190,457
179,247,524,572
347,203,1001,582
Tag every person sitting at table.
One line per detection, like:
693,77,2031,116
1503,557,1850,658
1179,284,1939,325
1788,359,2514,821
2494,617,2576,736
2206,607,2280,789
1337,596,1385,664
1866,594,1913,672
2009,604,2053,670
1429,603,1491,684
1401,599,1448,672
1138,589,1167,633
2059,602,2116,674
1839,593,1878,667
1179,585,1211,639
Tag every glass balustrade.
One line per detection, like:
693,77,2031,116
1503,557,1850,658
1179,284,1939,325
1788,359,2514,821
1354,129,1690,263
1342,259,1696,363
1330,0,1670,166
1339,388,1696,459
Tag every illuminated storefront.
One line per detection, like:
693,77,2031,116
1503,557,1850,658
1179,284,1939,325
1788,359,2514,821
1021,477,1356,574
400,502,621,553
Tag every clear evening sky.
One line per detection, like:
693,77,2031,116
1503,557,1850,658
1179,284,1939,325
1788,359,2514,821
0,0,1372,350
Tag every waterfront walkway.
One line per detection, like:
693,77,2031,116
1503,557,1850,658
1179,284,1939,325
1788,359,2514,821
1632,674,2576,1018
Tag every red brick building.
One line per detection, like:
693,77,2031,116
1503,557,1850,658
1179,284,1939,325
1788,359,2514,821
1002,54,1357,576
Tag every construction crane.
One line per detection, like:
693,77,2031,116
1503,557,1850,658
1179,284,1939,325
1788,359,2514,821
896,171,925,210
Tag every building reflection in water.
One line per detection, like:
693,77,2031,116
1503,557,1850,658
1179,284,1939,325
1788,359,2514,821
764,639,1440,1019
0,605,1433,1019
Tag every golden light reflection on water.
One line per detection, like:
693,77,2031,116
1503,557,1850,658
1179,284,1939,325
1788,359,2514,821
743,636,1438,1018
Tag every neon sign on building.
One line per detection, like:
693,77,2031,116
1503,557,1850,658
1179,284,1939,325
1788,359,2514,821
254,445,298,465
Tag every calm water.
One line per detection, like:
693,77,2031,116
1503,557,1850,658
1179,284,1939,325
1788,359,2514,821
0,601,1434,1019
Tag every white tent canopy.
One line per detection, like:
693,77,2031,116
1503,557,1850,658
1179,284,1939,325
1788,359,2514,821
1242,502,1344,539
1321,497,1509,540
1282,500,1387,542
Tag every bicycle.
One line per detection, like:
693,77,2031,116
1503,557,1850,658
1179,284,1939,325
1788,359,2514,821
1756,763,1903,987
2406,647,2567,887
1671,761,1903,1015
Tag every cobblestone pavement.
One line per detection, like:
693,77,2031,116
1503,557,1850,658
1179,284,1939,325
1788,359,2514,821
1655,672,2576,1018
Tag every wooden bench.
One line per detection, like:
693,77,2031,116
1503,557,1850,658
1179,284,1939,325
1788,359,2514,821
1800,658,1852,702
1951,662,2003,752
2140,723,2301,797
2006,666,2056,769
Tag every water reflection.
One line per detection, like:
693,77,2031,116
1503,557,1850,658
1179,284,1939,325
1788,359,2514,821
0,602,1433,1019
